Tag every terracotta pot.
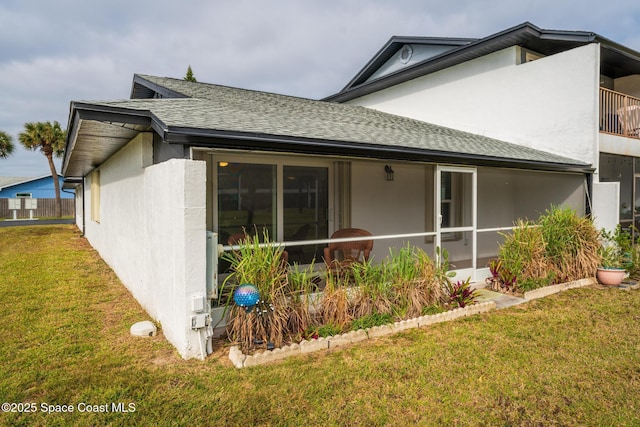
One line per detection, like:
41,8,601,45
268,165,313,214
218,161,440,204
596,268,626,286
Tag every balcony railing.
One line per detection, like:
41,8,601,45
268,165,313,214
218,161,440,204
600,87,640,139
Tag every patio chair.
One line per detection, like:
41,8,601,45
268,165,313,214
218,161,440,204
323,228,373,273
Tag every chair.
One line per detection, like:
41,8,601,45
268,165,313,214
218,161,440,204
617,105,640,137
323,228,373,272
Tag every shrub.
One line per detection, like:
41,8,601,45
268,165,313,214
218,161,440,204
498,206,600,292
220,230,290,352
444,277,477,308
538,206,600,282
601,225,639,275
498,219,552,291
348,244,447,321
222,234,454,354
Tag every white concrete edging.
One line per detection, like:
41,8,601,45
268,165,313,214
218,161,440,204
522,277,597,301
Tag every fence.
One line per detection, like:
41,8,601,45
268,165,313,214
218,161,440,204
600,87,640,138
0,198,75,219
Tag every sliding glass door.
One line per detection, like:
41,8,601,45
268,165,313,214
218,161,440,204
283,166,328,264
216,157,330,264
217,162,276,244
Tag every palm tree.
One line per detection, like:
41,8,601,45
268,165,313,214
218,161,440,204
18,121,66,217
0,130,14,159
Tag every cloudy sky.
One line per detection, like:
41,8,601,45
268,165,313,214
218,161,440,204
1,0,639,177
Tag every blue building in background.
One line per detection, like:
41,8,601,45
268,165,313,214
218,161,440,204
0,175,74,198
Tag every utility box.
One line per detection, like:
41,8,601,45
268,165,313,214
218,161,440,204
24,198,37,210
8,198,21,210
8,198,21,220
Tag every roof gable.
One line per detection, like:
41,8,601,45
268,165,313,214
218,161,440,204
343,36,475,90
0,175,51,190
326,22,640,102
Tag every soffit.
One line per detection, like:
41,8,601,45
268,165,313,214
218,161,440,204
63,117,149,177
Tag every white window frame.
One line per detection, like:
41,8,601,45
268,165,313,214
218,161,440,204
211,153,334,242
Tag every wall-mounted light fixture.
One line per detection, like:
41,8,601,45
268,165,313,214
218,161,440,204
384,165,395,181
218,161,229,167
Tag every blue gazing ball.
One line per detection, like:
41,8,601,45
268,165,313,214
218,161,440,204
233,284,260,307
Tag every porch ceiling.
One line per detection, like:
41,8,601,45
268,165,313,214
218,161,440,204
63,111,151,177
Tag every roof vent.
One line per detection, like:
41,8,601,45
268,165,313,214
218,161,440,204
399,45,413,64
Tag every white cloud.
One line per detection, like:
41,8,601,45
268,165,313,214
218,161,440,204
0,0,639,175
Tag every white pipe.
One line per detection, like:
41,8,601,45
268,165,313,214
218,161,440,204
223,231,438,251
206,325,213,355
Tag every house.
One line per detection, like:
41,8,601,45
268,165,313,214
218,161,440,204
62,68,591,358
0,175,72,198
1,175,74,219
326,21,640,234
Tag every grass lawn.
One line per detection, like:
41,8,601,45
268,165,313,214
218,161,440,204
1,226,640,426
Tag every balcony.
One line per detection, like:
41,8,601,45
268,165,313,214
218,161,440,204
600,88,640,139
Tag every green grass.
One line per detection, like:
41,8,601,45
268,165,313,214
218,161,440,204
1,216,73,221
1,226,640,425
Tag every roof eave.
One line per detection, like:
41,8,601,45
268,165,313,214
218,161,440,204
131,74,191,99
340,35,477,92
62,102,164,177
164,126,591,174
324,22,605,102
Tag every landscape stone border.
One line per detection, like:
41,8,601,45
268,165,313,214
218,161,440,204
522,277,597,301
229,301,496,369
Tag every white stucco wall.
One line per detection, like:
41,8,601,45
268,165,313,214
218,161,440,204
82,133,208,359
83,133,152,290
351,160,429,260
348,44,600,166
144,158,207,359
599,132,640,158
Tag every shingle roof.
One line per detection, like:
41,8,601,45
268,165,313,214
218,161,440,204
92,74,587,168
0,176,46,189
0,176,29,188
326,22,640,102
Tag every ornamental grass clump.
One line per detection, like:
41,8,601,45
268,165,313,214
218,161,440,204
348,244,448,321
498,219,552,291
538,206,600,282
498,206,600,292
224,234,455,354
220,230,290,352
319,270,353,330
285,262,317,342
387,245,447,318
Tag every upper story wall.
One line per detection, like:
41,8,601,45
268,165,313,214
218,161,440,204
347,44,600,166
